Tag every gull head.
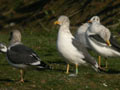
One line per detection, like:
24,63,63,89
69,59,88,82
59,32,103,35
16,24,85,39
54,15,70,26
9,30,21,44
88,16,100,24
0,43,7,53
99,29,111,46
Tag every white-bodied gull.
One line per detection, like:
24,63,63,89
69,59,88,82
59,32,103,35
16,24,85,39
86,17,120,68
75,16,110,48
75,23,90,48
76,16,111,68
0,30,49,82
54,15,99,74
88,16,111,68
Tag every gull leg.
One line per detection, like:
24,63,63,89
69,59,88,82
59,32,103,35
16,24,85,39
66,64,69,74
20,69,24,83
76,64,78,74
98,56,101,67
105,60,108,69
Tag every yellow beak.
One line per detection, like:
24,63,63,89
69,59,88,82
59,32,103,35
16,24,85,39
87,20,92,23
106,40,111,46
54,21,60,25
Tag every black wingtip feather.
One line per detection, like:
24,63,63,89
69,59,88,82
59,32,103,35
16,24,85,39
36,61,51,70
110,35,120,52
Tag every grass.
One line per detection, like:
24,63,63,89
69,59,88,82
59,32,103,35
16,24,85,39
0,27,120,90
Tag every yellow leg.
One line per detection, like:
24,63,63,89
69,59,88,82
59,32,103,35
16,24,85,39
20,69,24,83
105,60,108,69
76,64,78,74
66,64,69,74
98,56,101,67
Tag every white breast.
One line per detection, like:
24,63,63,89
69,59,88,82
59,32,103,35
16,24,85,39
88,37,120,57
57,29,86,64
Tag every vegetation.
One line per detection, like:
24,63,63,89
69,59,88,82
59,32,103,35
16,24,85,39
0,0,120,90
0,0,120,29
0,26,120,90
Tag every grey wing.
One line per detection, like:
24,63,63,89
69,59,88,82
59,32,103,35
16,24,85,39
89,34,106,44
72,38,97,66
7,44,41,65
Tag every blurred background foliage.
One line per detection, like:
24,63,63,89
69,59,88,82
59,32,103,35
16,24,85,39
0,1,120,89
0,0,119,33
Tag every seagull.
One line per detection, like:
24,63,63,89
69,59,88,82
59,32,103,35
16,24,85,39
76,16,111,68
75,23,90,48
87,16,111,46
87,16,111,68
54,15,99,74
75,16,109,49
0,30,49,82
86,17,120,68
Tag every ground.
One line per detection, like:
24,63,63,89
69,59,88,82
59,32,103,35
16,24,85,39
0,0,120,90
0,27,120,90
